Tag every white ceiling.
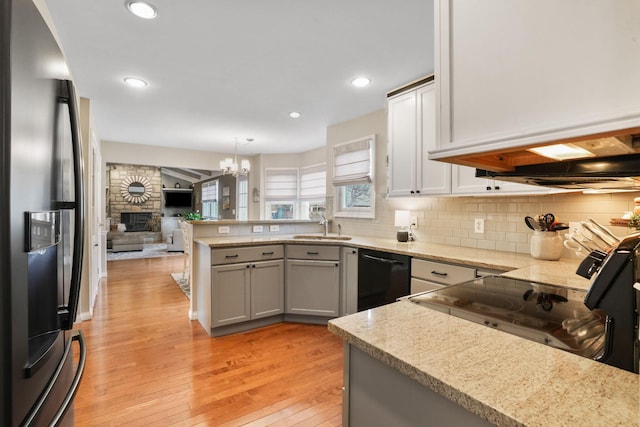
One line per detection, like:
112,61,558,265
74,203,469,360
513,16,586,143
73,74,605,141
44,0,434,156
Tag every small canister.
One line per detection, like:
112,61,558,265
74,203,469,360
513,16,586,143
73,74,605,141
530,230,563,260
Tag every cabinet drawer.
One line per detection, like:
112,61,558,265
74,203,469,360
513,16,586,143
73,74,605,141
411,259,476,286
286,245,340,261
410,277,445,294
211,245,283,265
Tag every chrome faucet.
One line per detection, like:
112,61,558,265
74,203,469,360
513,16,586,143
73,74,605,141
337,223,342,236
319,215,329,236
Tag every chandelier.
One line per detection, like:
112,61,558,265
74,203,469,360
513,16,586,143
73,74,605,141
220,138,251,176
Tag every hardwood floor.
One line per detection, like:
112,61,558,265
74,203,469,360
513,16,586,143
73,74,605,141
74,256,344,426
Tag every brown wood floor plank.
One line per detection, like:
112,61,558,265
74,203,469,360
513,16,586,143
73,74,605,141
74,256,343,426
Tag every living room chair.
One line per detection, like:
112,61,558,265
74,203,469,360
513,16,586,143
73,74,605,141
166,228,184,252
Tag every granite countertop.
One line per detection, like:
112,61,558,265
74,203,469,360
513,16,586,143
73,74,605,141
328,301,639,427
194,233,593,290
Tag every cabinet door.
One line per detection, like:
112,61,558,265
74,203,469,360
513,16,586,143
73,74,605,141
251,260,284,319
451,165,490,195
434,0,640,157
341,248,358,316
286,259,340,317
387,91,417,197
452,165,559,196
417,84,451,195
211,263,250,327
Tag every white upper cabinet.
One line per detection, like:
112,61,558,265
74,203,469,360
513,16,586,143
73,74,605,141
431,0,640,160
388,79,556,197
388,81,451,197
451,165,561,196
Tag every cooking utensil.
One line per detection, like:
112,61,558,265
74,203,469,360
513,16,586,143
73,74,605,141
525,216,542,231
572,226,610,252
565,233,597,253
543,213,555,228
581,221,615,249
550,222,569,231
587,217,620,244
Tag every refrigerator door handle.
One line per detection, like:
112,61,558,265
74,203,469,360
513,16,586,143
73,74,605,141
22,330,87,427
57,79,85,330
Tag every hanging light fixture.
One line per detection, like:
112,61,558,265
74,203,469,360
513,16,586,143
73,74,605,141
220,138,251,176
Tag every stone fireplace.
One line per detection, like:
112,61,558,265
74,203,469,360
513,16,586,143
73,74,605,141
107,163,162,230
120,212,153,232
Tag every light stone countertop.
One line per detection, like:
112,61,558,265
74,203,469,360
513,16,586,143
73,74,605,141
194,233,592,290
328,301,639,427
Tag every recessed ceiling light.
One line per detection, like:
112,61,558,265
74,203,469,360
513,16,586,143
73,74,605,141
351,77,371,88
125,1,158,19
123,77,148,88
289,112,301,118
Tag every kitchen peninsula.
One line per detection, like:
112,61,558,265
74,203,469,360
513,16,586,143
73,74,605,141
190,226,638,425
329,301,638,426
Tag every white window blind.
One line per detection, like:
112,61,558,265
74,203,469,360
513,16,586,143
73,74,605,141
264,168,298,199
332,135,374,186
237,177,248,220
299,164,326,200
202,180,218,201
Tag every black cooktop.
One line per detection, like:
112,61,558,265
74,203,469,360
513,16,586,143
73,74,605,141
409,275,605,359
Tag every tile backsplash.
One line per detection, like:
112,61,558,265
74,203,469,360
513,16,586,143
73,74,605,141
332,191,638,256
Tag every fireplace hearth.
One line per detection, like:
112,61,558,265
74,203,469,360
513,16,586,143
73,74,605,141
121,212,152,232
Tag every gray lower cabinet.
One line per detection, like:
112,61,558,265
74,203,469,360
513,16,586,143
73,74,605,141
341,247,358,316
211,259,284,327
285,245,340,318
211,262,251,327
344,344,493,427
201,245,284,335
251,260,284,319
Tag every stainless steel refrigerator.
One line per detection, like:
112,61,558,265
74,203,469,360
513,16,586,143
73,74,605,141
0,0,86,425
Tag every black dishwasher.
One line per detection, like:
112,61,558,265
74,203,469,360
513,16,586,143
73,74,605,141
358,249,411,311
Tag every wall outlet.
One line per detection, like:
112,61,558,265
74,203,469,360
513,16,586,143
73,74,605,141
253,225,263,233
474,218,485,234
568,222,581,235
270,224,280,232
411,216,418,227
218,226,230,234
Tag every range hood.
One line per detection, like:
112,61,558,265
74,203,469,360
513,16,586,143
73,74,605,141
477,152,640,190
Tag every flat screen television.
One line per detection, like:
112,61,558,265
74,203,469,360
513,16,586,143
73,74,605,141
164,191,192,207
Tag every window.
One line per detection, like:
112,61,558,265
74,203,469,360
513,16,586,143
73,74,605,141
201,180,218,219
262,165,327,220
333,135,375,218
299,164,326,220
237,175,248,221
264,168,298,219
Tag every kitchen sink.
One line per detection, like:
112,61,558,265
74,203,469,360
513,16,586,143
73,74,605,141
292,234,352,241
